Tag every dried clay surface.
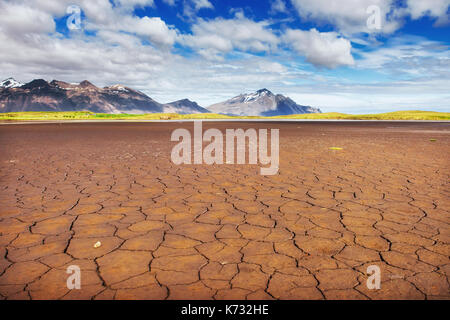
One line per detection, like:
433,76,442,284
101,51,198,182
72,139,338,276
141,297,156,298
0,121,448,300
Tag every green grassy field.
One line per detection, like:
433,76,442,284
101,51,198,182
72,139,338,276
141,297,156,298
270,111,450,120
0,110,449,121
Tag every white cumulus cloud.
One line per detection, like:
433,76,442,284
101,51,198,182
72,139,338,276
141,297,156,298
182,12,279,59
192,0,213,10
0,2,56,36
270,0,288,14
406,0,450,25
290,0,400,34
113,0,155,8
182,0,214,18
283,28,355,68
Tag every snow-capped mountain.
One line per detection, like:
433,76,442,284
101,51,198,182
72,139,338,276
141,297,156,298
208,88,321,116
0,78,210,114
0,77,23,88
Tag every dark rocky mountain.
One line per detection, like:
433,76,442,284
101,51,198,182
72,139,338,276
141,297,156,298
0,78,209,114
207,88,321,116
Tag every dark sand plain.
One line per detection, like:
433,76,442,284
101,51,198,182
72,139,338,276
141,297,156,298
0,121,448,300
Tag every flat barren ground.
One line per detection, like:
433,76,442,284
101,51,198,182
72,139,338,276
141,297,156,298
0,121,449,300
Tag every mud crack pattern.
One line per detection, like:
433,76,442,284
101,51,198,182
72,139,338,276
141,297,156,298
0,122,448,300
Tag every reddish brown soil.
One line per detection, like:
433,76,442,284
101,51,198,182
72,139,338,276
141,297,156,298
0,121,448,300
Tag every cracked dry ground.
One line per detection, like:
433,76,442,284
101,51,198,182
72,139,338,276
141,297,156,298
0,121,449,300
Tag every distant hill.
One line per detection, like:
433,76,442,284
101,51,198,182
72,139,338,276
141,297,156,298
207,88,321,116
164,99,209,114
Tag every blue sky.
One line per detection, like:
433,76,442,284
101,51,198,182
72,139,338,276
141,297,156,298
0,0,449,113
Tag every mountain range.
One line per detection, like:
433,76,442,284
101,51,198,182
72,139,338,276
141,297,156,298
0,78,321,116
0,78,208,114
